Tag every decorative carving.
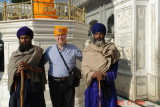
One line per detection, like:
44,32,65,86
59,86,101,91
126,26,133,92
112,0,129,5
136,6,146,70
115,8,132,71
116,8,132,61
151,4,156,72
136,76,147,96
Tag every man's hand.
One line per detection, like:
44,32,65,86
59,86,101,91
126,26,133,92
16,61,43,74
92,72,107,81
97,73,106,81
16,61,30,74
92,71,101,78
19,61,30,70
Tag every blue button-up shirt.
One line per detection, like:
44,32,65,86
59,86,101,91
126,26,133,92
43,44,82,77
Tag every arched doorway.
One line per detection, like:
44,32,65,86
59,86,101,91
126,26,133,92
88,20,98,36
107,14,114,33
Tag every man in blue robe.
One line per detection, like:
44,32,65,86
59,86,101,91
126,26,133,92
82,23,120,107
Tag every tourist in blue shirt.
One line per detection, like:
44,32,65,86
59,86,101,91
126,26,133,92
42,26,82,107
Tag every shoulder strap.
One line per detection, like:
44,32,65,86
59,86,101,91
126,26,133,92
56,45,70,72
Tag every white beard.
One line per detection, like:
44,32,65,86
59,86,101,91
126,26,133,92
93,38,105,47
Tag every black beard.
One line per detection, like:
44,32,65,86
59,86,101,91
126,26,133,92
93,38,105,47
19,41,33,52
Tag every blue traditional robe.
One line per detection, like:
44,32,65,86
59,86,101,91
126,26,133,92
85,61,118,107
9,78,46,107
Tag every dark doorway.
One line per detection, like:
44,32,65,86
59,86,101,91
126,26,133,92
107,14,114,33
0,40,4,72
88,20,98,36
0,13,3,21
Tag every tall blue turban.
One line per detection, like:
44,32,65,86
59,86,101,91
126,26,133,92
91,23,106,35
17,26,34,39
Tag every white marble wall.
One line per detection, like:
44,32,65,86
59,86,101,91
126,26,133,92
113,0,160,102
148,0,160,101
73,0,160,102
0,19,89,107
74,0,160,102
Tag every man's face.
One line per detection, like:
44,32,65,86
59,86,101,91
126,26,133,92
19,35,31,44
93,32,105,47
19,35,32,52
54,34,67,45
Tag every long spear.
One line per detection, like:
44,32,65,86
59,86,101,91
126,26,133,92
98,81,101,107
20,70,24,107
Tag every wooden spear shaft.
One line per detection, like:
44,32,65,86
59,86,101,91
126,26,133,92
98,81,101,107
20,71,24,107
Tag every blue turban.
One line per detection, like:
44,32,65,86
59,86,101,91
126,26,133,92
17,26,34,39
91,23,106,35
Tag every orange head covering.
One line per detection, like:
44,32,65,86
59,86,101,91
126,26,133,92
54,26,68,35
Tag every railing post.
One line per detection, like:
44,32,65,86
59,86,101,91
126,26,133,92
68,0,71,20
83,7,85,23
31,0,34,18
3,1,6,21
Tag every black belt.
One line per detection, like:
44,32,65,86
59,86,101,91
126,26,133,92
49,75,68,82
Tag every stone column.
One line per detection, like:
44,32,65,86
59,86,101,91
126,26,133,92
113,0,160,102
147,0,160,101
0,19,89,107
